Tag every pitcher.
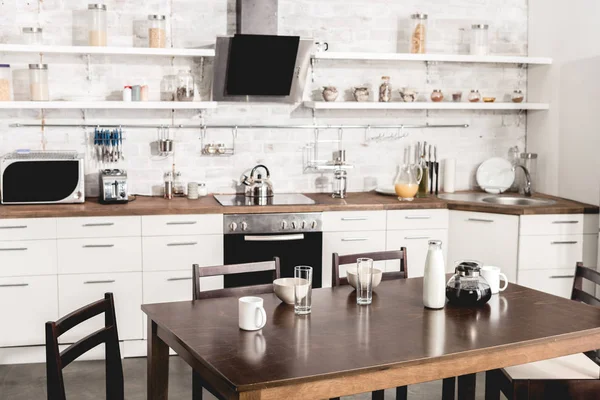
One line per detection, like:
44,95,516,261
394,163,423,201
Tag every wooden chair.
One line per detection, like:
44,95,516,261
46,292,123,400
485,262,600,400
191,258,280,399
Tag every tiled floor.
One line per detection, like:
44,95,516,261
0,356,492,399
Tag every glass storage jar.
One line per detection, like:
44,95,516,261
470,24,489,56
88,4,107,46
160,74,178,101
410,13,428,54
29,64,49,101
148,15,166,48
176,69,195,101
0,64,13,101
512,89,525,103
22,27,43,45
468,89,481,102
430,89,444,102
379,76,392,102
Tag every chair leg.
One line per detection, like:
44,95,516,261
372,389,385,400
442,377,456,400
192,370,203,400
396,385,408,400
484,371,501,400
457,374,476,400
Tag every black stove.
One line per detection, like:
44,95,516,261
214,193,315,207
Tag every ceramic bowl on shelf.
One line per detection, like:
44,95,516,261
483,97,496,103
346,267,383,289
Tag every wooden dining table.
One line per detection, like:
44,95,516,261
142,278,600,400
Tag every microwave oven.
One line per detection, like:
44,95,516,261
0,151,85,204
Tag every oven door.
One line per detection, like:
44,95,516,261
224,232,323,289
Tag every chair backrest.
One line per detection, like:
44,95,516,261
192,258,281,300
332,248,408,287
572,262,600,307
46,292,123,400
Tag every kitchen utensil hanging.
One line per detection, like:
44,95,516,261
158,126,173,156
199,125,236,156
93,126,124,163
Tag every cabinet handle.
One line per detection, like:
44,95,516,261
404,236,431,240
341,237,368,242
467,218,494,223
167,242,198,247
0,225,27,229
0,283,29,288
166,221,197,225
167,277,192,281
0,247,27,251
84,280,116,284
552,221,579,224
549,275,575,279
341,217,368,221
82,244,115,248
405,216,431,220
550,241,578,245
83,223,115,227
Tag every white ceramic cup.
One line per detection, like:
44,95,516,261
238,296,267,331
481,266,508,294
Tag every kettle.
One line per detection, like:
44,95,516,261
446,260,492,306
241,165,274,199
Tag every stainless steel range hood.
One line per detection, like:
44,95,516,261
212,0,313,103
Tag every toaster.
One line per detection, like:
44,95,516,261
99,169,128,204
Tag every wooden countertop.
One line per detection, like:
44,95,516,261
0,191,596,219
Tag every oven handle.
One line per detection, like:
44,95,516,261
244,234,305,242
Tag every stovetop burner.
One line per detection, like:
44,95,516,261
214,193,316,207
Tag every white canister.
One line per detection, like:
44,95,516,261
198,183,208,197
423,240,446,309
122,86,132,102
238,296,267,331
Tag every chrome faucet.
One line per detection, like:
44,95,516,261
512,165,532,197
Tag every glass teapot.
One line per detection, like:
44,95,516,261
394,163,423,201
446,260,492,306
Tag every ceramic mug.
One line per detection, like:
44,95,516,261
481,266,508,294
239,296,267,331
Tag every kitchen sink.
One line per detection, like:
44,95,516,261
481,196,556,206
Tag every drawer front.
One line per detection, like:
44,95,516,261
0,218,56,241
322,211,386,232
518,268,576,298
520,214,584,236
142,214,223,236
142,235,223,271
518,235,583,271
322,230,386,287
386,230,448,278
386,210,449,231
58,272,143,343
0,239,57,277
57,237,142,274
57,216,141,239
0,275,59,346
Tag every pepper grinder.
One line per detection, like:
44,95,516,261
332,150,347,199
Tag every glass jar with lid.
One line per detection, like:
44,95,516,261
430,89,444,102
470,24,489,56
0,65,13,101
22,27,43,45
29,64,49,101
511,89,525,103
176,69,195,101
88,4,107,46
160,74,178,101
410,13,428,54
468,89,481,102
379,76,392,102
148,15,167,48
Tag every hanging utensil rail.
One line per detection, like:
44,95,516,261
10,123,469,129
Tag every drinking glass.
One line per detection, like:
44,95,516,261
294,266,313,315
356,258,373,305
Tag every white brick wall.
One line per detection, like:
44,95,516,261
0,0,528,196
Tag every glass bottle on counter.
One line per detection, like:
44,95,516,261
379,76,392,102
470,24,489,56
148,15,167,48
410,13,428,54
88,4,107,46
0,65,13,101
22,27,43,45
29,64,49,101
173,171,186,197
176,69,195,101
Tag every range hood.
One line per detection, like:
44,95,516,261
212,0,313,103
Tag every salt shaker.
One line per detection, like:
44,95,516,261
423,240,446,309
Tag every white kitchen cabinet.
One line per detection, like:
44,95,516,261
447,211,519,282
57,216,141,239
386,209,448,230
0,218,56,241
0,239,57,277
518,269,575,299
0,275,59,347
58,272,143,343
142,234,223,272
57,237,142,274
322,211,386,232
386,230,448,278
518,235,583,271
142,214,223,236
519,214,584,236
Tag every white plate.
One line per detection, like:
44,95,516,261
476,157,515,194
375,186,396,196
